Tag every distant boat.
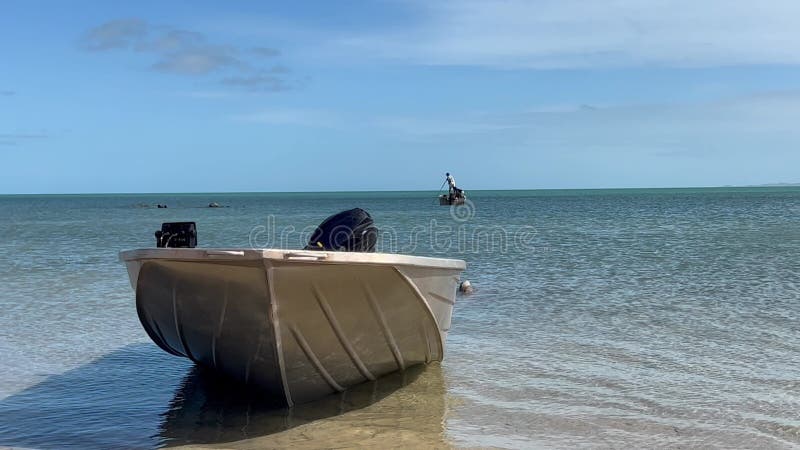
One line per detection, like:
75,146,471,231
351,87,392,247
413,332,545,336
439,172,467,205
439,193,466,205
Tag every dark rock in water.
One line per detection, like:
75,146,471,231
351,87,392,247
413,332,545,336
157,204,168,209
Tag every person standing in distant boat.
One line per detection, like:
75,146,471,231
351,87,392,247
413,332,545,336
446,172,462,200
446,172,457,194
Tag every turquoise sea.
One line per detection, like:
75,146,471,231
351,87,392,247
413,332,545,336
1,188,800,448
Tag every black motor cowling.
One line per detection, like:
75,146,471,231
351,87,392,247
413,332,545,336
305,208,377,252
155,222,197,248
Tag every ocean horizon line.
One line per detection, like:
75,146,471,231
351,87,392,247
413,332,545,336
1,184,799,197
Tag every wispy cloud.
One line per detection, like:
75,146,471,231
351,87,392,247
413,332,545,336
437,92,800,157
151,45,240,75
0,132,48,147
314,0,800,69
221,66,300,92
0,90,15,96
81,18,147,51
234,91,800,159
81,19,295,91
252,47,281,58
370,115,519,137
234,109,344,127
177,90,239,100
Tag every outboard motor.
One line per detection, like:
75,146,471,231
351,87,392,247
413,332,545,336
155,222,197,248
305,208,377,252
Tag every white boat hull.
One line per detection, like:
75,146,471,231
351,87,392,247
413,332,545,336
121,249,465,406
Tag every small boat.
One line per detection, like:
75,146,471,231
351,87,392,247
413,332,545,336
439,193,466,205
120,212,465,406
439,172,467,205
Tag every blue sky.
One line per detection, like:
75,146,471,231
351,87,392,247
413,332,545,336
3,0,800,193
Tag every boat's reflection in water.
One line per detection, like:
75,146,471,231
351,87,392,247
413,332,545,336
159,362,448,448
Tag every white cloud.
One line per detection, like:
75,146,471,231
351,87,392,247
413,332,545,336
322,0,800,68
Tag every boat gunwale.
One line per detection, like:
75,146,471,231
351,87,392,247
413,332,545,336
119,248,466,270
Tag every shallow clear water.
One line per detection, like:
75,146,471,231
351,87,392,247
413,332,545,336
1,188,800,448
